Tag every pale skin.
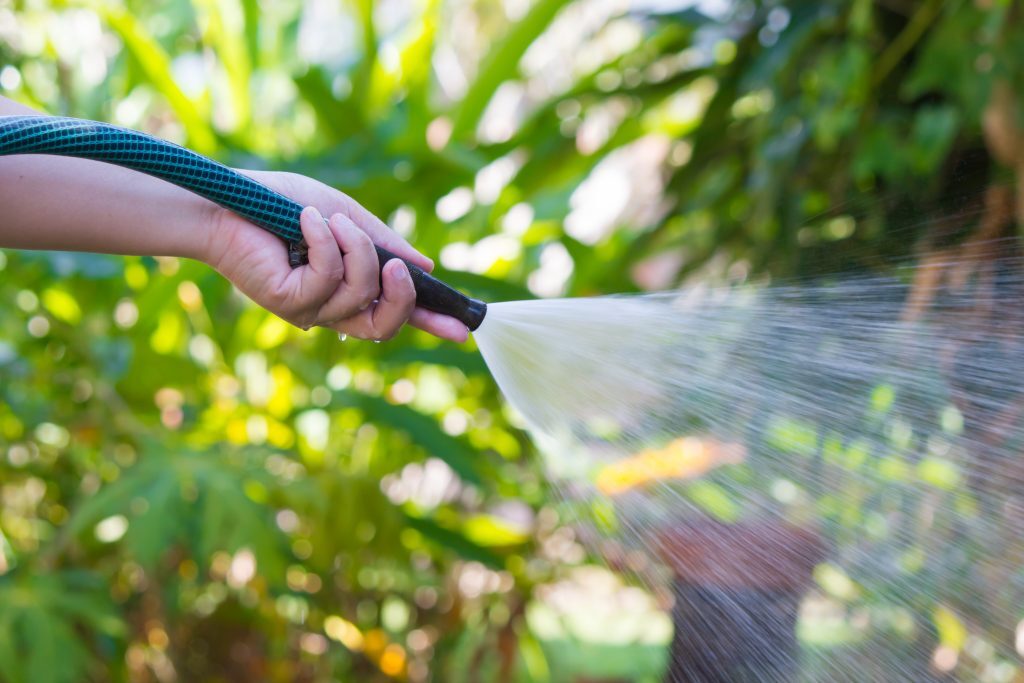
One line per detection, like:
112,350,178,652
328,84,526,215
0,96,469,343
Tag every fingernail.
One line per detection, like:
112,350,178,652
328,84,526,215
394,263,408,280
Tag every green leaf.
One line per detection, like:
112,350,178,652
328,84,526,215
910,105,960,173
96,6,217,153
124,474,180,567
0,609,24,683
871,383,895,412
934,605,968,651
294,67,365,142
917,457,960,490
380,346,490,375
65,468,151,538
193,0,253,131
518,628,551,682
450,0,570,138
403,513,505,568
0,572,120,683
396,0,441,126
684,481,740,522
462,514,529,547
430,268,534,303
40,288,82,325
332,390,484,485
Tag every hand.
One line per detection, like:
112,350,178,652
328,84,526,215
200,170,469,343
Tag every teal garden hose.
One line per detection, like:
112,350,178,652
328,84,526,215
0,115,487,330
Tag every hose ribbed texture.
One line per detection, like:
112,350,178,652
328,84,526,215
0,115,304,245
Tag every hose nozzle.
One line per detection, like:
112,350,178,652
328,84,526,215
376,245,488,331
288,239,486,331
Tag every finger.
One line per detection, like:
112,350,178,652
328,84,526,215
297,206,345,302
327,261,416,341
339,195,434,272
409,308,470,343
332,305,469,343
366,259,417,340
315,213,380,323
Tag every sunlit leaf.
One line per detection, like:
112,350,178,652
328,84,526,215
917,457,960,490
94,5,216,152
450,0,570,138
0,572,122,683
933,605,968,651
683,480,740,522
193,0,253,131
462,514,529,547
41,287,82,325
403,513,504,568
332,390,484,485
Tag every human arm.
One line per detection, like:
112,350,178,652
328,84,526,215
0,96,468,342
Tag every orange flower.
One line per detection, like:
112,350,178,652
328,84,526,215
595,437,744,495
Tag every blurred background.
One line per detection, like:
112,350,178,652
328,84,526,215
2,0,1024,681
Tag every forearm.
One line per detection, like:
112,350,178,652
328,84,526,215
0,97,219,262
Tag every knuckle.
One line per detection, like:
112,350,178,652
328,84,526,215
361,283,381,306
353,225,373,247
325,265,346,282
339,193,358,216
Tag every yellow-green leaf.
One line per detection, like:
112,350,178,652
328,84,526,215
42,288,81,324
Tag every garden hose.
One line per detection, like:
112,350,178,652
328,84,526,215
0,115,487,330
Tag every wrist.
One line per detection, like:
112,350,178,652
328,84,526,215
196,202,235,270
193,169,300,272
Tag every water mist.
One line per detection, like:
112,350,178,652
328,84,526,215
472,245,1024,682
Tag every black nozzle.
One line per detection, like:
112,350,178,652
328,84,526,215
290,240,486,331
375,246,487,331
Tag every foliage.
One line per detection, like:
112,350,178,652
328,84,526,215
1,0,1023,681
